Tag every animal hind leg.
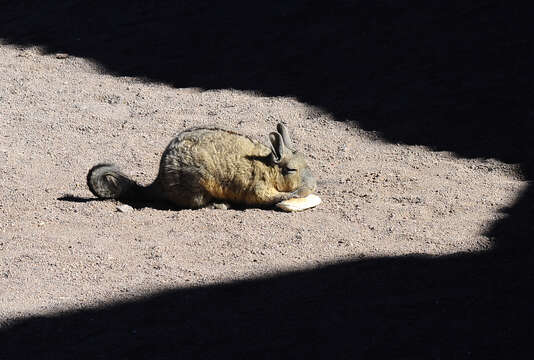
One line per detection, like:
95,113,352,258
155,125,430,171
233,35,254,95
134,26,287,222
188,191,213,209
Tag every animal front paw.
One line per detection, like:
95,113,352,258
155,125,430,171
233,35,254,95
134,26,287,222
290,187,313,199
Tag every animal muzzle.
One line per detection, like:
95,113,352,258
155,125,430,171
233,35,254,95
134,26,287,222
300,167,317,195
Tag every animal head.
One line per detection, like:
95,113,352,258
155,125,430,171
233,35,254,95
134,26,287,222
268,123,317,196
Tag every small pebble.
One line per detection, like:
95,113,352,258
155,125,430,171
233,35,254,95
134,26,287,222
213,203,229,210
116,204,133,213
55,53,69,59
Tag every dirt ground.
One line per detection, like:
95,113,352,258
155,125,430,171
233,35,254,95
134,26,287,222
0,41,527,325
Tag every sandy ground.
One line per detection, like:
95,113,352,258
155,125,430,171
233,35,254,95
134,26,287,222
0,43,527,323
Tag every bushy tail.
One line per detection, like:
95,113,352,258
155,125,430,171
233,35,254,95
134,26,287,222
87,163,151,201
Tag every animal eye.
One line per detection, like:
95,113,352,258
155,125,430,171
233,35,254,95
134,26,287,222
283,168,297,175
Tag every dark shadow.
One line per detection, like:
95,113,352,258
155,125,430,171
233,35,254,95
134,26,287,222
58,194,280,212
2,252,532,359
1,2,532,165
57,194,175,210
57,194,102,203
2,1,534,358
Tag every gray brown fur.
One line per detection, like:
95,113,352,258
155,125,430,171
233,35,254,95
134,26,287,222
87,123,317,209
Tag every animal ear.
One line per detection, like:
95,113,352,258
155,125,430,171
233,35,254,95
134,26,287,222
269,132,285,163
276,123,293,149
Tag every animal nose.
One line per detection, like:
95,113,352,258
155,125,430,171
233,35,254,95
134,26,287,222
309,177,317,192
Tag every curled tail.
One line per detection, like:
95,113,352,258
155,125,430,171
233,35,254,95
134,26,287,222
87,163,156,201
